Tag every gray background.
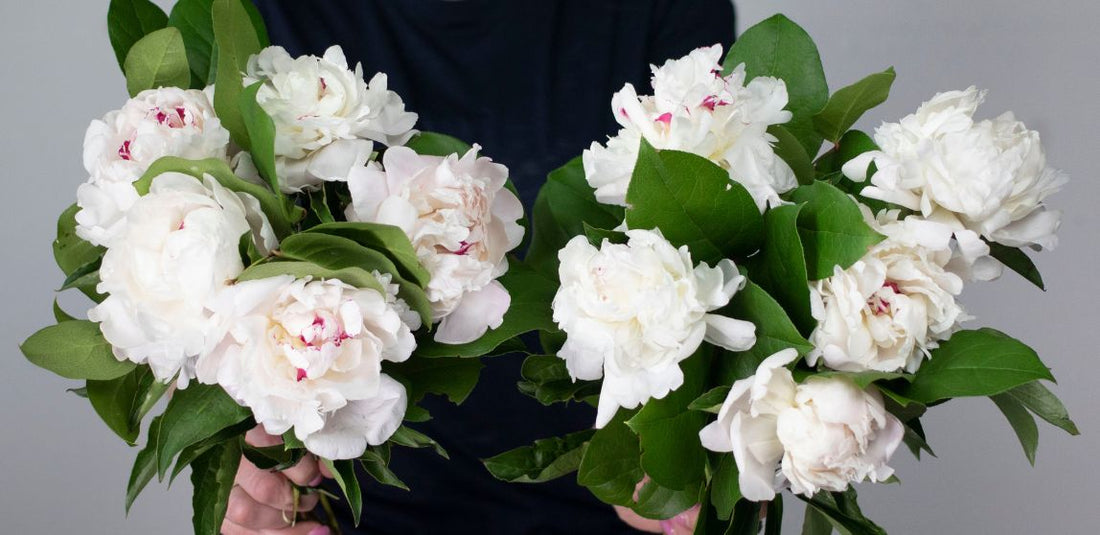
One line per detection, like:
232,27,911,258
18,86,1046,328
1,1,1097,533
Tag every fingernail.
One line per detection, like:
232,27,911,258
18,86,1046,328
309,475,324,487
309,527,331,535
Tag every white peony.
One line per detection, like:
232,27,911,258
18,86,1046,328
583,45,795,211
699,349,904,501
76,87,230,247
552,229,757,428
245,45,417,192
197,273,418,460
88,173,275,386
843,87,1067,253
346,145,524,344
808,209,968,373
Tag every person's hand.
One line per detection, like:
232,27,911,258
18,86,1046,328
613,477,700,534
221,427,332,535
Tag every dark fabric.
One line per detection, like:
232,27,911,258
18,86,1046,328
253,1,736,533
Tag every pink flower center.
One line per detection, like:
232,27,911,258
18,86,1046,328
455,241,473,255
655,112,673,126
868,281,903,316
296,368,308,382
118,140,133,161
701,95,730,111
150,106,188,128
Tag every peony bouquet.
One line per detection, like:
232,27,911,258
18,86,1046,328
21,1,531,533
484,15,1077,534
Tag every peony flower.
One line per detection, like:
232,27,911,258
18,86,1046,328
196,273,419,460
583,45,795,211
843,87,1067,255
808,209,968,373
346,145,524,344
552,229,757,428
699,349,904,501
76,87,230,247
88,173,275,386
245,45,417,192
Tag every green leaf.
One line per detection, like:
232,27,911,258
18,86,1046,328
405,131,473,157
694,497,732,535
802,370,911,390
988,242,1045,290
212,0,263,148
813,68,896,143
239,81,280,191
516,354,601,406
155,383,251,479
714,280,814,385
308,188,336,225
625,142,763,264
899,417,935,460
127,415,162,513
991,392,1038,465
107,0,168,71
764,495,784,535
745,203,815,335
237,261,387,297
632,479,703,520
801,505,835,535
483,429,595,483
361,446,409,490
577,411,643,507
322,459,363,526
729,500,763,535
688,386,732,414
815,130,879,177
52,299,77,323
242,443,306,472
525,156,625,276
725,14,829,157
53,204,107,302
770,125,816,185
387,356,484,405
190,437,242,535
798,490,887,535
710,453,741,521
389,426,449,459
626,349,709,491
124,27,190,97
171,419,255,483
788,181,884,280
87,367,171,445
20,321,135,380
583,223,628,247
415,260,557,357
904,328,1055,403
999,381,1078,436
134,156,297,238
167,0,217,87
305,222,430,287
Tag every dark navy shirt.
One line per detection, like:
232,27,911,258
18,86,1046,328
254,2,735,533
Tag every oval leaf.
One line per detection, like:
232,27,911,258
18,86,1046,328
107,0,168,71
483,429,595,483
212,0,263,148
190,438,242,535
155,383,251,479
788,181,884,280
20,321,135,380
813,67,896,143
124,27,191,96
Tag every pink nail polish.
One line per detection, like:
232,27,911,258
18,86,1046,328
308,526,331,535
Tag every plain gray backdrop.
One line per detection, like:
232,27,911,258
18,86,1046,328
2,1,1097,533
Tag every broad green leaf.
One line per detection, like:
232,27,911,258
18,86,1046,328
483,429,595,483
415,260,557,357
155,383,251,479
988,242,1045,290
798,490,887,535
240,82,279,191
212,0,263,148
813,68,896,143
171,419,255,483
305,222,430,287
308,188,336,226
632,479,703,520
21,321,135,380
710,453,741,521
577,411,643,507
405,131,473,157
87,367,171,445
516,354,600,406
730,500,763,535
991,392,1038,465
899,417,935,460
525,156,625,276
694,497,732,535
800,370,911,390
725,14,828,157
53,204,106,302
745,203,815,335
389,426,448,459
625,142,763,264
627,350,709,491
814,130,879,177
52,299,78,323
361,446,409,490
242,443,306,472
688,386,732,415
59,258,101,293
905,328,1054,403
322,459,364,526
764,496,784,535
877,385,927,424
237,261,386,296
124,27,190,97
789,181,884,280
190,437,241,535
714,280,814,385
770,125,815,185
134,156,297,238
386,356,484,405
167,0,216,87
802,505,836,535
107,0,168,71
1000,381,1078,435
127,415,162,513
583,223,628,247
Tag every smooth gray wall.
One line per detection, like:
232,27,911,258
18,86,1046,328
1,1,1096,534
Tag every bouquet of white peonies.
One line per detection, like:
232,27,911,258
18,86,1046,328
21,1,533,533
484,15,1077,534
